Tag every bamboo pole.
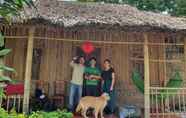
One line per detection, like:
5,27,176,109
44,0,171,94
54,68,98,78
144,33,150,118
183,37,186,113
23,27,35,113
130,57,183,63
184,37,186,88
3,35,185,46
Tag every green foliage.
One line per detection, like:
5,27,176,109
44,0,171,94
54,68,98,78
8,108,27,118
0,0,35,22
0,107,9,118
132,69,144,93
121,0,179,15
0,88,6,99
174,0,186,16
79,0,186,16
0,76,11,82
132,69,183,94
166,70,183,88
0,65,16,73
29,110,73,118
29,111,44,118
0,0,35,108
0,32,15,82
0,33,4,48
0,108,73,118
0,49,11,57
131,69,183,102
0,32,16,106
78,0,95,2
0,108,27,118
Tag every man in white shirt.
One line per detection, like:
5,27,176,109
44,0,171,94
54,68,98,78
68,56,85,112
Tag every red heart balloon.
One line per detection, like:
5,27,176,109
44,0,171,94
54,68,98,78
81,41,95,54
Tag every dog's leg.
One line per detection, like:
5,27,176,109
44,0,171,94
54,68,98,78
83,108,88,118
100,108,104,118
94,109,99,118
81,110,84,117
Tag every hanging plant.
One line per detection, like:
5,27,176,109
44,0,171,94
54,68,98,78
0,0,36,22
0,32,17,106
0,32,16,81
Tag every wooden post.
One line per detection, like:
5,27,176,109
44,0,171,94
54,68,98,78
182,37,186,113
23,27,35,113
144,34,150,118
184,37,186,86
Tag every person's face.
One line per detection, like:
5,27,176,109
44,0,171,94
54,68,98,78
90,59,96,66
36,84,42,89
79,57,85,64
104,61,110,69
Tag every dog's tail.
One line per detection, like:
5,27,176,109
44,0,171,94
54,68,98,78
76,102,82,113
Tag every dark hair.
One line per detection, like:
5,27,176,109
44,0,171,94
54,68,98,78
104,59,111,63
79,56,85,60
77,56,85,63
73,56,84,64
89,57,97,62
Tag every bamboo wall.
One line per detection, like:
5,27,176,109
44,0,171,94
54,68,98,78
1,25,185,108
3,26,28,82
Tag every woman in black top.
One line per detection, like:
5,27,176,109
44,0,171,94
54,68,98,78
101,59,116,114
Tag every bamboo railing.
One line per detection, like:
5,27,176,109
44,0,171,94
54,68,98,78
150,87,186,118
6,95,23,112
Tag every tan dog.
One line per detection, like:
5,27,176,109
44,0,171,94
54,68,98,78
76,93,110,118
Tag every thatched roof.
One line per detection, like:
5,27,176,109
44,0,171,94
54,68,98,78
13,0,186,31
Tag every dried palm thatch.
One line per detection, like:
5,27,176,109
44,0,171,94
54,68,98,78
4,0,186,31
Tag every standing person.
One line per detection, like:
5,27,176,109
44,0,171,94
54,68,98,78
101,59,116,114
68,56,85,112
84,57,102,97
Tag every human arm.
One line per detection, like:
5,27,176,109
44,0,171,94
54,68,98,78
101,72,104,87
89,75,101,80
89,69,102,80
110,72,115,91
84,74,90,80
102,79,105,90
70,57,78,67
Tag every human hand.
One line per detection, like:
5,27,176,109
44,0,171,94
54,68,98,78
110,86,113,91
85,75,89,79
40,95,45,99
73,56,78,60
89,75,94,79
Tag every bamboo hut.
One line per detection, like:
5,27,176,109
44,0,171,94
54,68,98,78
1,0,186,117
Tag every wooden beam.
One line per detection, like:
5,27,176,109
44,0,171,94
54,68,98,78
3,35,185,46
23,27,35,113
150,87,186,90
34,37,184,46
5,36,28,39
130,57,183,63
144,34,150,118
